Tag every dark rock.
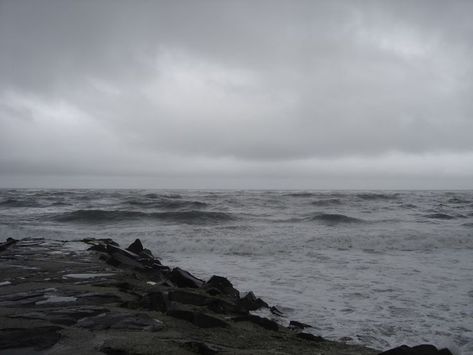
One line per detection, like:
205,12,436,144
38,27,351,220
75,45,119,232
289,320,312,330
296,332,325,342
207,298,247,315
204,275,239,300
0,326,62,350
167,309,229,328
378,345,412,355
126,238,144,254
77,312,163,331
9,307,109,326
270,306,284,316
141,291,170,312
168,267,204,288
411,345,441,355
0,290,47,307
232,314,278,331
378,344,448,355
182,341,220,355
237,291,268,311
107,244,146,269
169,290,213,306
438,349,453,355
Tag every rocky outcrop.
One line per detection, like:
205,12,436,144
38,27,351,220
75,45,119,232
0,237,453,355
378,344,453,355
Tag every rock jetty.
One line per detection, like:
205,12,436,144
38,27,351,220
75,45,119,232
0,237,452,355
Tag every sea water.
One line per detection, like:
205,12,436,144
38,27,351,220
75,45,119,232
0,189,472,352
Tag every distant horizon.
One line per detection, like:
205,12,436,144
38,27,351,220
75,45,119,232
1,174,472,191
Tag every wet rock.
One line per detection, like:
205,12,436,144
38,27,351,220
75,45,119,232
77,312,163,331
167,309,229,328
237,291,268,311
204,275,239,301
0,290,47,307
270,306,284,316
232,314,279,331
169,290,213,306
182,341,220,355
289,320,313,330
83,238,118,252
126,238,144,254
9,306,109,326
141,291,170,312
296,332,325,342
107,244,146,269
168,267,204,288
378,344,452,355
207,298,247,315
0,326,62,350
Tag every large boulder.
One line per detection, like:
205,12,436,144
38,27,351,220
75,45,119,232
204,275,240,301
168,267,204,288
126,238,144,254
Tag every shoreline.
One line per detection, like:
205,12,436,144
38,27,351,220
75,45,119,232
0,237,451,355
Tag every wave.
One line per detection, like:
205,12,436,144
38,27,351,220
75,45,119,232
311,198,342,206
284,192,316,198
310,213,365,224
0,198,42,208
126,199,208,209
424,213,455,220
356,193,399,201
52,209,233,224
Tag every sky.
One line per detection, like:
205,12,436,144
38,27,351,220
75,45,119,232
1,0,472,189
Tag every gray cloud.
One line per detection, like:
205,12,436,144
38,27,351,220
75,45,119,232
1,0,472,188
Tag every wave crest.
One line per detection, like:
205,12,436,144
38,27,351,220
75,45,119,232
52,209,233,224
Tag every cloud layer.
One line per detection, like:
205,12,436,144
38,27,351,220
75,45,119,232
1,0,472,188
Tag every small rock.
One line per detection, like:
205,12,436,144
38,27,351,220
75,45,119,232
237,291,269,311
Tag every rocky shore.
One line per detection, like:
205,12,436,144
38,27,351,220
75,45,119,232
0,238,453,355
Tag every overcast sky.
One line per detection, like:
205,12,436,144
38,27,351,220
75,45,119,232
1,0,472,189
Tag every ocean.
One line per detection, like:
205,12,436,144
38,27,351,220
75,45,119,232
0,189,472,353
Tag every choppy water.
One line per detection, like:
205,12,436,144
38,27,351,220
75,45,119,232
1,189,472,353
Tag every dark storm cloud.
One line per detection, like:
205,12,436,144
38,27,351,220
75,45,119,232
1,0,472,187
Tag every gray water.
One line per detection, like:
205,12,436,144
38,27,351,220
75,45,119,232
0,189,472,353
